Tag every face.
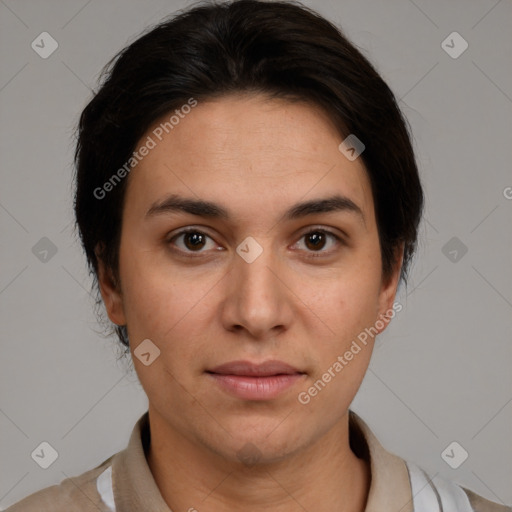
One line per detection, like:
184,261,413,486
98,93,401,464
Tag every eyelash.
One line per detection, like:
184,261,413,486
166,227,344,258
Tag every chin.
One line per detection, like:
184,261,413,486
206,418,312,465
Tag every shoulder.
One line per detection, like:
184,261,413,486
4,456,114,512
406,461,512,512
463,487,512,512
347,411,511,512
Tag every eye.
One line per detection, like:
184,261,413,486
167,228,220,254
167,227,344,257
292,229,343,256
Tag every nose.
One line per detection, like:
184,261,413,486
219,239,294,340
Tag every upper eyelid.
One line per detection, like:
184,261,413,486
168,223,346,236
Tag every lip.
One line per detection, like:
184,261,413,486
209,360,302,377
206,360,306,401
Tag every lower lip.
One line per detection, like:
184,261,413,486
208,373,304,400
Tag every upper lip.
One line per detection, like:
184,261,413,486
207,360,303,377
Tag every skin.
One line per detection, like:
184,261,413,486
98,93,402,512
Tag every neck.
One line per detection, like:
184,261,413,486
146,407,371,512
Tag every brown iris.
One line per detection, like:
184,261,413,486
183,232,207,251
304,231,327,251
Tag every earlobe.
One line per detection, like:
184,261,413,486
95,247,126,326
376,244,404,334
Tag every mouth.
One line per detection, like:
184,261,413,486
206,360,306,401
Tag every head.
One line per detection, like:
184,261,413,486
74,0,423,463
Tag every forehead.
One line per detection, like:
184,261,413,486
123,94,374,226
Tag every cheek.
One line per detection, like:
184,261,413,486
304,258,382,385
118,247,221,358
122,276,207,346
120,269,210,400
298,282,378,415
313,266,382,338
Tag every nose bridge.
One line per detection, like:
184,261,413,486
236,235,280,306
224,235,290,336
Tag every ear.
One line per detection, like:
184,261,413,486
375,243,404,334
95,245,126,326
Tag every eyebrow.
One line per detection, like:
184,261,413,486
145,193,365,224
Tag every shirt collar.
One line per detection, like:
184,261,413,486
111,410,413,512
349,411,413,512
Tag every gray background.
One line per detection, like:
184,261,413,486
1,0,511,508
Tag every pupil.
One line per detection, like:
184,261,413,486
306,232,325,250
185,232,205,250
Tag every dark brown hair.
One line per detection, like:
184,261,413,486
74,0,424,348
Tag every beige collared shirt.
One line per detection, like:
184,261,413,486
5,411,510,511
